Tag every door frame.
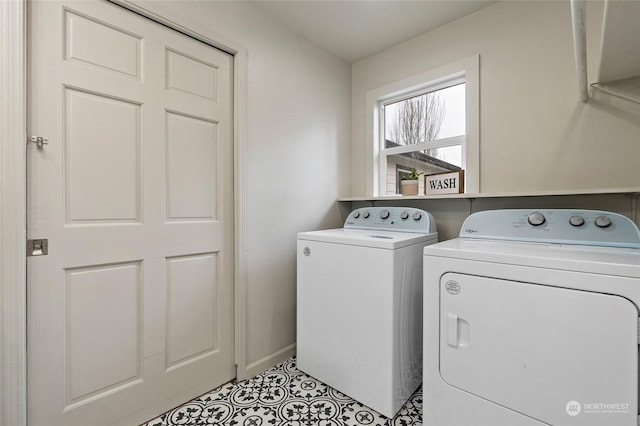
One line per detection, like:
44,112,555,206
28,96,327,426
0,2,249,426
0,1,27,425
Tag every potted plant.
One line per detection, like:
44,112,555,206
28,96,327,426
400,169,422,195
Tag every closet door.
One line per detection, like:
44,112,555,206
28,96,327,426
27,2,235,425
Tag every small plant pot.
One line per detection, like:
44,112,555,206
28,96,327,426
400,180,419,195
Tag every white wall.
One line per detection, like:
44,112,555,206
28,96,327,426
134,0,352,375
352,1,640,196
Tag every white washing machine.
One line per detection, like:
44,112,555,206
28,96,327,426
423,209,640,426
297,206,438,418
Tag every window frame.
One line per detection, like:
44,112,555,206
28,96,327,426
365,55,479,196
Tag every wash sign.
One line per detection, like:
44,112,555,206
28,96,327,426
425,170,464,195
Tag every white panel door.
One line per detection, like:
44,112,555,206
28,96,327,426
440,272,638,426
27,2,235,425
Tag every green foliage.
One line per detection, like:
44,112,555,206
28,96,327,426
402,169,423,180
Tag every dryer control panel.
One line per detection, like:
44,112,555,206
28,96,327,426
345,207,437,234
459,209,640,248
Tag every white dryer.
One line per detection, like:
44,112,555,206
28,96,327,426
297,207,438,418
423,209,640,426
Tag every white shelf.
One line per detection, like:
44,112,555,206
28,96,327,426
597,1,640,84
572,1,640,103
338,187,640,202
592,76,640,105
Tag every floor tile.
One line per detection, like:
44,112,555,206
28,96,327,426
141,357,422,426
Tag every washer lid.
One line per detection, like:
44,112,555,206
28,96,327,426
298,228,438,249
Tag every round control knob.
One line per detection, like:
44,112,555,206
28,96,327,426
362,211,370,219
413,212,422,221
352,211,360,219
569,215,585,227
595,215,612,228
400,211,409,220
527,212,546,226
379,209,390,220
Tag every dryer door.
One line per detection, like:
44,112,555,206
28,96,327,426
440,272,638,426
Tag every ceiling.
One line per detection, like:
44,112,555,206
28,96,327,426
250,0,497,62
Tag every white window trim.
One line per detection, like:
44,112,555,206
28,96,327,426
382,135,466,156
365,55,480,196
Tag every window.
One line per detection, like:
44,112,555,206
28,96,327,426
383,82,465,196
365,55,479,196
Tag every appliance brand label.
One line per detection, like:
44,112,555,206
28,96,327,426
445,280,460,295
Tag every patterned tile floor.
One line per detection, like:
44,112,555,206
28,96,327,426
141,357,422,426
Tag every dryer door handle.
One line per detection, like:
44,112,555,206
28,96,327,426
447,313,459,348
446,313,470,348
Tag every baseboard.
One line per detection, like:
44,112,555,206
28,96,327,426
243,344,296,380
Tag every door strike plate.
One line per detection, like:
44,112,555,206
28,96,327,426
27,239,48,257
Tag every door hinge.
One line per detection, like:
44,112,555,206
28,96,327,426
27,239,48,257
28,136,49,150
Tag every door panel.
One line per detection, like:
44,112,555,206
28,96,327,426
440,272,638,426
65,88,141,223
27,2,234,425
166,112,218,220
64,8,143,78
166,253,219,369
166,49,219,100
66,262,142,405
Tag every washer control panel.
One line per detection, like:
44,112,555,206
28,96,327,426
345,207,436,234
460,209,640,248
